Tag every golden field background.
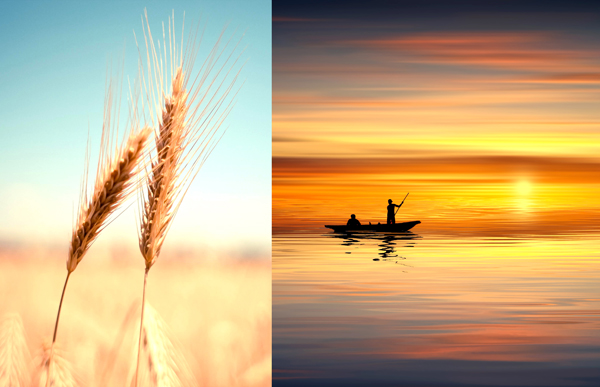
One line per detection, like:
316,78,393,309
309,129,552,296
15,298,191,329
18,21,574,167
0,244,271,387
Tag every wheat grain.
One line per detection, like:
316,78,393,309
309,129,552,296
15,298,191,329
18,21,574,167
0,313,31,387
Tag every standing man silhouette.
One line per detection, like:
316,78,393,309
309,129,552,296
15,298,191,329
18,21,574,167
387,199,400,224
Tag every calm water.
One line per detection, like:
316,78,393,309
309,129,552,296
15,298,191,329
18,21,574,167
273,230,600,386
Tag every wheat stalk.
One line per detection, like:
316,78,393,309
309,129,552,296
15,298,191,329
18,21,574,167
96,300,141,387
48,125,151,387
132,11,244,385
135,65,188,387
0,313,31,387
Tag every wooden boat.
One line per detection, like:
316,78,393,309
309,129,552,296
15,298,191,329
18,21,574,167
324,220,421,233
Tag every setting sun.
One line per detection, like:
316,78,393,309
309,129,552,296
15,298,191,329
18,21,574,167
516,179,533,196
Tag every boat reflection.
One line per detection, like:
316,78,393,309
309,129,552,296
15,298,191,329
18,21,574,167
325,231,421,262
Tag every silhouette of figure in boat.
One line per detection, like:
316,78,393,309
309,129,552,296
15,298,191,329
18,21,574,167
387,199,401,224
346,214,361,227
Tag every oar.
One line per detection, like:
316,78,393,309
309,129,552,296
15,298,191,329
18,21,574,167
395,192,409,215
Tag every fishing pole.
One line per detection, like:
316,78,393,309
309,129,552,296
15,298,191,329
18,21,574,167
395,192,409,215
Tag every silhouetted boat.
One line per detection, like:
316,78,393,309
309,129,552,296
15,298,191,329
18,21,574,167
325,220,421,233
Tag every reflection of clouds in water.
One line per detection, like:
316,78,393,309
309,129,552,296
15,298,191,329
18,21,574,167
273,233,600,386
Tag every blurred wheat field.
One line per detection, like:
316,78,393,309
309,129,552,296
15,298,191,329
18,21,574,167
0,245,271,387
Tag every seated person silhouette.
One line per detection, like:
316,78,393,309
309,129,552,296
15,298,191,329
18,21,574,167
346,214,361,227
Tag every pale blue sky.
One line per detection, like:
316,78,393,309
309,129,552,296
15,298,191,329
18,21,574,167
0,1,271,257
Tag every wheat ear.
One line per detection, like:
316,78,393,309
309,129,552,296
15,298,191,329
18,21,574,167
133,305,196,387
139,67,188,270
0,313,31,387
34,343,77,387
68,127,152,274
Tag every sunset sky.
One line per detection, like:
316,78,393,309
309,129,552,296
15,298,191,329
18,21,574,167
0,0,271,256
273,0,600,235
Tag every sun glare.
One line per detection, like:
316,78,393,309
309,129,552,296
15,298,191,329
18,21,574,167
516,179,532,196
514,179,534,213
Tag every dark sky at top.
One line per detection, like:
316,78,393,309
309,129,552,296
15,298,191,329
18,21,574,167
273,1,600,47
274,0,600,19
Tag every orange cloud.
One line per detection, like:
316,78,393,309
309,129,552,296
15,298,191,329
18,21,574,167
273,155,600,184
527,72,600,83
346,32,599,71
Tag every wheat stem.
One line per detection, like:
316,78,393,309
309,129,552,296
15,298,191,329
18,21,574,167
51,271,71,344
45,271,71,387
134,266,150,387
